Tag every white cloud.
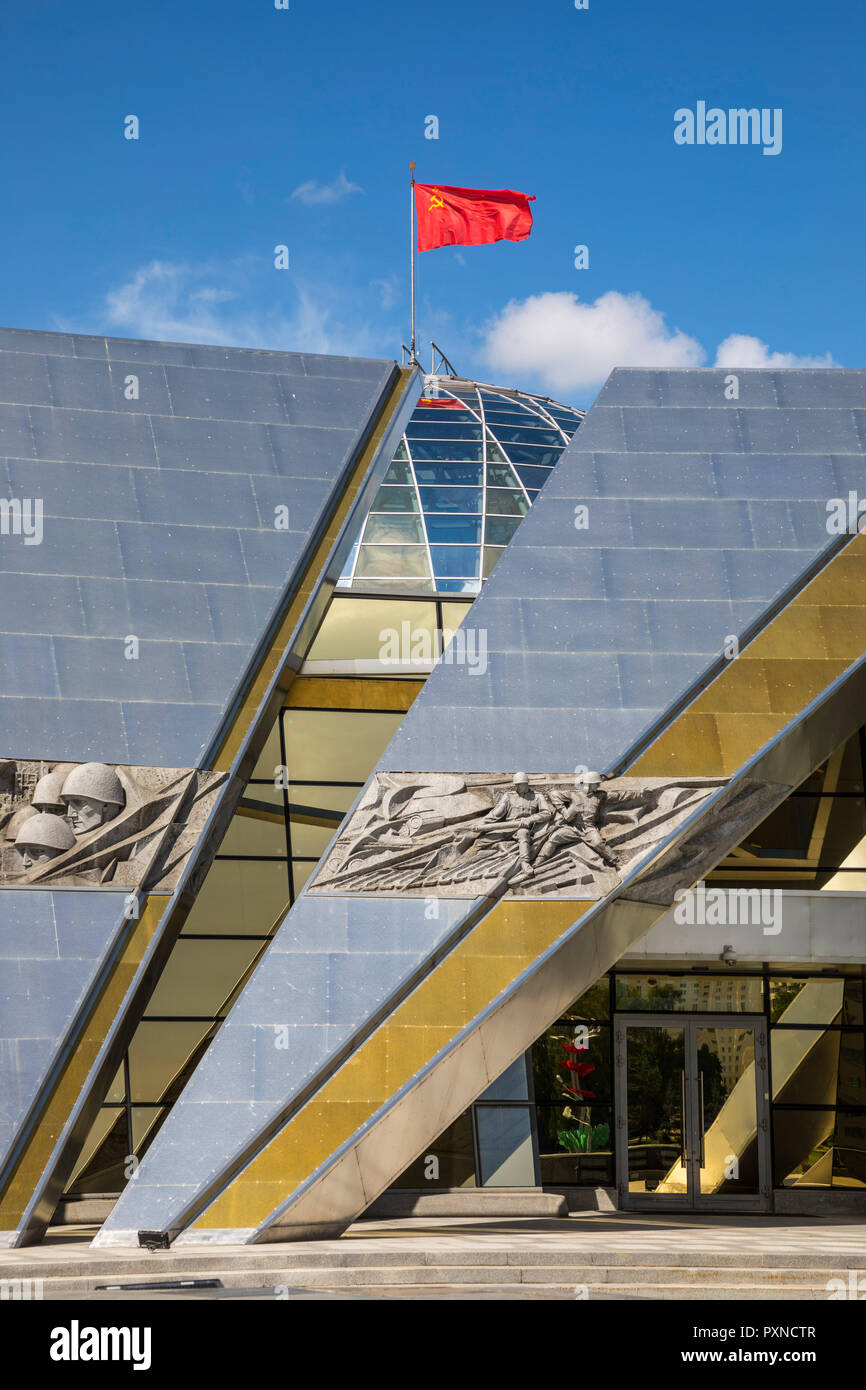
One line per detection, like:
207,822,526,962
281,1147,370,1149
479,290,837,399
94,258,392,357
371,276,399,311
290,171,364,206
481,290,704,396
713,333,837,369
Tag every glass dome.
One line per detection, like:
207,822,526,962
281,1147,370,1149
338,375,584,594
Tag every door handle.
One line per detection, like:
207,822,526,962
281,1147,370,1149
698,1072,706,1167
680,1070,687,1164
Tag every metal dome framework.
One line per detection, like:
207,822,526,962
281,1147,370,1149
339,375,584,594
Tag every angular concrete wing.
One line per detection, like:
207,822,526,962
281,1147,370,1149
0,327,416,1243
95,368,866,1245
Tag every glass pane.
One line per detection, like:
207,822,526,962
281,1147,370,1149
283,708,403,781
66,1106,124,1190
180,859,289,936
412,461,482,486
128,1020,215,1101
772,1029,865,1106
738,794,866,865
564,979,610,1021
696,1026,759,1195
291,859,317,894
408,439,484,462
145,939,263,1018
625,1025,686,1194
532,1024,610,1102
485,464,522,488
615,974,764,1013
355,545,430,579
416,403,478,421
219,800,287,857
287,783,357,815
483,409,544,426
425,515,482,544
383,455,411,482
105,1063,125,1103
418,486,483,514
405,421,483,440
536,1104,613,1185
768,977,848,1025
343,576,437,594
482,546,505,578
363,514,425,544
429,545,479,578
131,1106,166,1158
484,516,521,546
64,1108,129,1195
370,485,418,512
774,1111,866,1187
498,443,562,467
480,1056,529,1101
391,1111,476,1188
485,488,529,516
306,597,437,661
289,817,338,859
250,711,282,780
435,578,479,595
440,599,473,628
835,734,865,792
489,424,565,448
475,1106,535,1186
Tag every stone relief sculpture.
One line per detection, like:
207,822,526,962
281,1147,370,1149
0,758,227,891
310,771,728,900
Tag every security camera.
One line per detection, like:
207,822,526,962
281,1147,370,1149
721,945,736,967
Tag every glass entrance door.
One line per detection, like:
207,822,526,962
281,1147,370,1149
615,1015,770,1211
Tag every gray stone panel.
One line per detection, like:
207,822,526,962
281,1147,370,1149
6,458,143,523
97,896,473,1237
0,329,400,766
0,891,125,1170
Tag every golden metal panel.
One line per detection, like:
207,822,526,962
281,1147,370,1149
632,533,866,777
760,659,849,714
803,548,866,605
738,605,828,661
284,677,423,712
818,606,866,659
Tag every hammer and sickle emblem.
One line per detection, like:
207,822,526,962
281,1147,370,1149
429,190,446,210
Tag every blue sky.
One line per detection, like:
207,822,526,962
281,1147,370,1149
0,0,861,408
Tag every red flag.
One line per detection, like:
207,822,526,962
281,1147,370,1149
414,183,535,253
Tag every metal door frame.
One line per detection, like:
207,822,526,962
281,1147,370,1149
614,1013,771,1213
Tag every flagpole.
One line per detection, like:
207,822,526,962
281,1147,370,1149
409,161,416,364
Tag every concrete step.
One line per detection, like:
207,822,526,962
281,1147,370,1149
7,1247,866,1280
11,1263,860,1296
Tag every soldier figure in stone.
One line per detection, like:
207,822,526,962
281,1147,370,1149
480,773,552,880
60,763,126,835
15,812,76,872
533,771,621,872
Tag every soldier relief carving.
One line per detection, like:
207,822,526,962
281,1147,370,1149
310,771,726,900
0,758,226,890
